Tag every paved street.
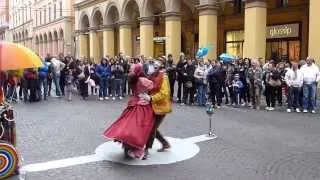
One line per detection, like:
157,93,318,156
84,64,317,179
7,96,320,180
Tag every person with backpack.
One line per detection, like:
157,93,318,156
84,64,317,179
38,60,51,100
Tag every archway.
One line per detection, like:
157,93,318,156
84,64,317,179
105,4,120,56
35,35,39,55
53,31,59,57
122,0,140,56
39,34,43,57
79,13,90,58
91,9,103,62
43,33,48,56
144,0,166,58
59,29,64,56
48,32,53,56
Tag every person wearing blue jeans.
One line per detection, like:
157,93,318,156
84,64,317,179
96,58,112,100
53,73,61,96
303,83,317,112
300,57,319,113
111,59,124,100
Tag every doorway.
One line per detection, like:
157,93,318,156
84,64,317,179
266,40,300,63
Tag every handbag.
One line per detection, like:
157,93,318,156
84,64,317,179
268,79,281,87
185,81,193,88
78,72,85,79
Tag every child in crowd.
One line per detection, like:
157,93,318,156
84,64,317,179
232,74,243,107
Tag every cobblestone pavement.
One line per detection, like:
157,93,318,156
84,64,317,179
7,95,320,180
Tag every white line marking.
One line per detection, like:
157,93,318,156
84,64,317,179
20,134,217,175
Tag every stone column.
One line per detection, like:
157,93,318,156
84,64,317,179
102,25,115,57
79,31,89,58
164,12,181,62
39,41,43,57
243,0,267,59
89,27,100,62
139,17,154,57
119,22,132,56
47,40,52,56
308,0,320,63
198,4,218,60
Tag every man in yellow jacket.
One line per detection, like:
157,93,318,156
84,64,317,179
140,60,172,159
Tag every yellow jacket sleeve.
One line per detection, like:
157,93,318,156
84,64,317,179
151,75,170,103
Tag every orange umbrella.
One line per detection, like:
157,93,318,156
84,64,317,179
0,41,43,70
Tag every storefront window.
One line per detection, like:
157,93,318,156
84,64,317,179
225,30,244,57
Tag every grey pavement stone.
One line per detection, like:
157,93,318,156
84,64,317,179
6,95,320,180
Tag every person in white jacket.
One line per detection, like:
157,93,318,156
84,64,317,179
285,62,303,113
300,57,320,113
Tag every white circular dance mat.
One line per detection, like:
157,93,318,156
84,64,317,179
94,137,200,166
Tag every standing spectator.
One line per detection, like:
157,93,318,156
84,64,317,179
264,63,281,111
176,53,186,103
38,60,51,100
96,58,111,101
111,59,125,100
24,68,38,102
221,63,229,105
44,54,53,96
166,54,176,99
77,59,90,100
285,62,303,113
121,56,130,96
194,59,207,106
226,62,236,105
58,53,66,96
51,57,66,97
300,57,320,113
208,61,223,108
65,69,75,101
247,60,263,110
182,59,196,105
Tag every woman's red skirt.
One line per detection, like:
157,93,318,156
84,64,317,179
103,104,154,150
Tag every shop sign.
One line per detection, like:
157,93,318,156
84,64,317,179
267,23,299,39
136,36,167,42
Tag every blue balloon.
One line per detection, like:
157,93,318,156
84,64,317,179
202,48,209,56
197,48,204,57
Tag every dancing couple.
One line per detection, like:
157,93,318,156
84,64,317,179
103,60,172,160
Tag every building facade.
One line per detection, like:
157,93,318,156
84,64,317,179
0,0,9,40
9,0,75,57
74,0,320,64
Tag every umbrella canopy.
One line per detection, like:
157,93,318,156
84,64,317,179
0,41,43,70
219,53,235,63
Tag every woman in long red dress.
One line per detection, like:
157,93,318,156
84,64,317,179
103,63,154,159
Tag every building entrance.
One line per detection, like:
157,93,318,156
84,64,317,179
266,40,300,63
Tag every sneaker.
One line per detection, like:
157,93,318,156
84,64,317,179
303,109,308,113
119,96,123,100
241,103,246,106
287,109,291,113
112,97,116,101
311,110,316,114
180,103,185,106
99,97,103,101
265,107,271,111
104,97,109,100
269,107,275,111
295,108,301,113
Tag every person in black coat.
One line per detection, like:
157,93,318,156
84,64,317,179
208,61,223,107
166,54,176,99
176,53,187,103
183,59,196,105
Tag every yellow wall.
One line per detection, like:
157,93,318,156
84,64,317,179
243,5,267,59
119,26,132,56
199,14,217,60
140,24,154,57
103,29,115,57
166,16,181,62
89,31,100,62
79,34,89,58
308,0,320,63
